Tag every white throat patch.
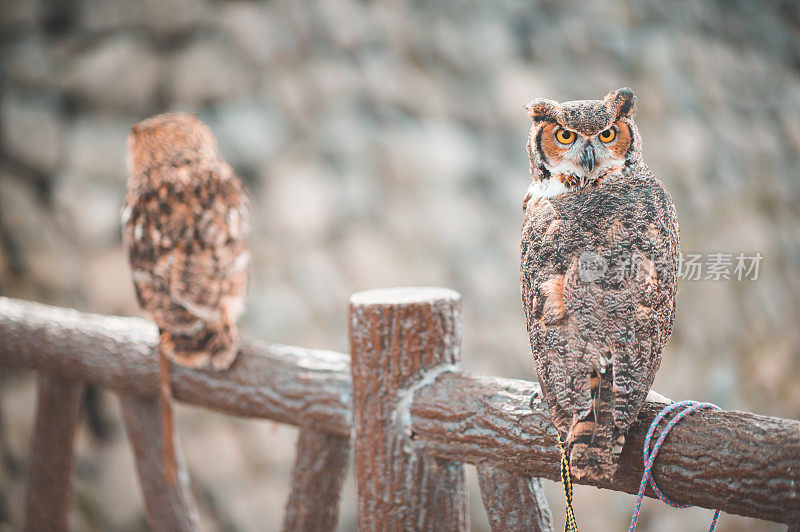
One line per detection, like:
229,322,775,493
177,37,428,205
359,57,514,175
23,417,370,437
526,178,570,200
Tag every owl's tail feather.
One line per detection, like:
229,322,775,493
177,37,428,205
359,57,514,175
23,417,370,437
166,318,239,371
158,333,177,485
567,370,625,483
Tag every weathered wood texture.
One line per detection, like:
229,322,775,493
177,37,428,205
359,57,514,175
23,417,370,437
282,429,350,532
477,466,553,532
119,393,200,531
23,374,83,532
349,287,469,531
409,372,800,525
0,297,351,435
1,296,799,524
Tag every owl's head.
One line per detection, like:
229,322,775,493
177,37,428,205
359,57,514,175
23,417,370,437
127,113,219,177
524,88,642,198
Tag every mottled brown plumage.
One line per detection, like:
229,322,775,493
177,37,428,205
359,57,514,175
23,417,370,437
122,113,249,481
520,88,679,482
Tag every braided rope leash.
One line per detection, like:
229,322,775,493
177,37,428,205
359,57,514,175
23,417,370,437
558,435,579,532
628,400,722,532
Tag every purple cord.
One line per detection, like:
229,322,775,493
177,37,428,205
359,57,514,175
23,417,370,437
628,400,722,531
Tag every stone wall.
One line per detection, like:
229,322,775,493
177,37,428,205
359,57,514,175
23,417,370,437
1,0,798,530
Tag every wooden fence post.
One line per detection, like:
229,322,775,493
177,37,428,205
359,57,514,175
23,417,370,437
349,287,469,531
281,428,350,532
477,466,553,532
24,375,83,532
118,394,200,531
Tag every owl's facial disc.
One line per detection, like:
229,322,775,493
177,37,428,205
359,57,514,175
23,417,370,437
524,88,639,201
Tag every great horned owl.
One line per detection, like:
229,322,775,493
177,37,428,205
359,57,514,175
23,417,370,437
520,88,679,483
122,113,249,481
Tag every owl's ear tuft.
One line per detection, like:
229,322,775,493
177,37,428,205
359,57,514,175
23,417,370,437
525,98,559,122
606,87,637,119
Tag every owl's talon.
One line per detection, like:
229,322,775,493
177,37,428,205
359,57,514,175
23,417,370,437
529,390,540,410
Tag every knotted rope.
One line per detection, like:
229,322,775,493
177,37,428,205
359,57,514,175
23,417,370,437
628,400,722,531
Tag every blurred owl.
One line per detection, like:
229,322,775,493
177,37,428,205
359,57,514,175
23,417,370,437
520,88,679,483
122,113,249,481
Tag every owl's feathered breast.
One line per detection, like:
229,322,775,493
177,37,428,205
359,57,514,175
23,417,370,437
521,166,679,437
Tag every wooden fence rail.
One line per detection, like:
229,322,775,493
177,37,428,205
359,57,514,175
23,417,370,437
23,375,83,531
1,293,799,530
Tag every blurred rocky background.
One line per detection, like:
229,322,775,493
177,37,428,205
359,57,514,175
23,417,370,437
1,0,798,530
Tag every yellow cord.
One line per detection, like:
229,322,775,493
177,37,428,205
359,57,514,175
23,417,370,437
559,435,578,532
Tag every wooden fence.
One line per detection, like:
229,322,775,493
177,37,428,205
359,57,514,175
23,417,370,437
0,289,798,531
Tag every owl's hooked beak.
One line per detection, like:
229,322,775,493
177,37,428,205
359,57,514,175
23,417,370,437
581,144,596,173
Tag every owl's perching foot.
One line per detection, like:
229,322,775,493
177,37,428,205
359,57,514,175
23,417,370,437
529,389,540,411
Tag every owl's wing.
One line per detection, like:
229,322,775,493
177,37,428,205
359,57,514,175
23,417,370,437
521,197,595,437
122,163,250,338
607,186,679,429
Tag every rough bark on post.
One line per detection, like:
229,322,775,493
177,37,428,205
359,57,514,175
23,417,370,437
349,287,469,531
477,466,553,532
282,429,350,532
118,394,199,532
24,374,83,532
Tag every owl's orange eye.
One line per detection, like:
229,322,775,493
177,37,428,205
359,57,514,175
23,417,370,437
555,129,576,145
599,127,616,143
